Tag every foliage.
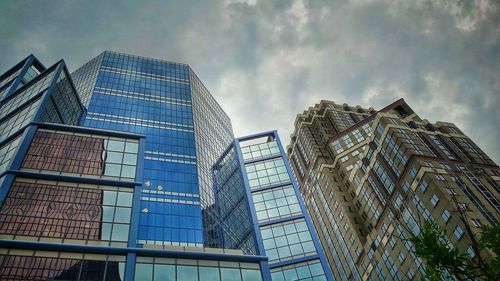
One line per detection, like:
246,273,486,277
410,220,476,280
411,220,500,281
478,224,500,279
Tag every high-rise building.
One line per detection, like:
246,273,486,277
213,131,334,281
287,99,500,280
71,51,234,249
0,52,333,281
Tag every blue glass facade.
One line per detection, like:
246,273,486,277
72,51,234,248
212,144,258,254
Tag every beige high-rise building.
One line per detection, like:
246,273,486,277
286,98,499,280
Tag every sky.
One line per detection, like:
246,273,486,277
1,0,499,163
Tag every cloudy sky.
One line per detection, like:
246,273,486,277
1,0,499,163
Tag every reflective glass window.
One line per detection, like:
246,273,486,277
271,259,326,281
0,251,125,281
221,268,241,281
241,269,262,281
22,129,139,181
0,66,23,89
154,264,175,281
252,185,301,222
245,158,290,189
0,66,56,120
51,70,83,125
260,219,316,263
200,266,220,281
177,265,198,280
135,263,153,281
0,97,41,143
135,259,261,281
0,135,22,174
0,178,133,244
241,140,280,161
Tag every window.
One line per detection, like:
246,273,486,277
453,226,464,240
362,123,372,136
419,180,428,193
241,140,280,161
252,185,301,222
260,219,316,263
394,194,403,209
270,259,326,281
0,178,133,244
381,249,399,280
135,258,262,281
402,181,410,193
349,234,354,245
0,98,41,143
429,135,456,160
0,251,125,281
412,195,431,220
409,166,418,179
52,70,84,125
0,135,22,174
22,129,139,180
389,237,396,248
467,245,475,257
373,160,395,194
381,223,388,233
353,175,361,186
442,209,451,222
435,174,445,181
430,194,439,207
397,252,405,263
343,134,354,149
355,247,361,257
353,129,364,143
0,67,55,120
245,158,290,189
406,268,415,280
471,219,482,228
331,140,343,154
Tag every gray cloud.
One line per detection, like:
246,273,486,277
1,0,499,163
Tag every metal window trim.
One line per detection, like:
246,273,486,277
33,122,145,139
0,56,34,102
0,239,268,263
2,57,57,104
8,170,141,188
273,130,335,281
268,254,321,269
234,138,273,281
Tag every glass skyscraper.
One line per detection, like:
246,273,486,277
0,51,333,280
72,51,234,249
